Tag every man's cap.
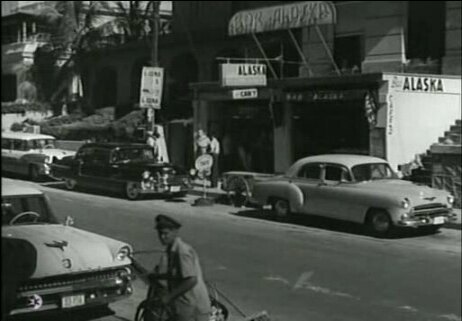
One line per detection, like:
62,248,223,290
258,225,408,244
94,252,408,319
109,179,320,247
155,214,182,230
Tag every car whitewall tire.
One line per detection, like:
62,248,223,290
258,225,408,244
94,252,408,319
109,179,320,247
272,198,291,219
65,178,77,190
125,182,141,200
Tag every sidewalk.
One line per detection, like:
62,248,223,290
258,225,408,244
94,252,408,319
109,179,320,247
188,184,462,230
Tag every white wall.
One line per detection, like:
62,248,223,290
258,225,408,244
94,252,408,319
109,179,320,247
1,111,52,132
383,73,462,170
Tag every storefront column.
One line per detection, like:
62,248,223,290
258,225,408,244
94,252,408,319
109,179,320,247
273,101,293,173
192,98,209,136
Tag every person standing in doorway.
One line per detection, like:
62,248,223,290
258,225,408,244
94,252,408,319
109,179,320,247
209,131,220,188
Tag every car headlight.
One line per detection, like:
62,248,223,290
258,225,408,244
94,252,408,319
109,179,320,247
447,195,455,205
116,246,131,261
189,169,197,176
401,198,410,209
142,170,151,180
44,156,51,164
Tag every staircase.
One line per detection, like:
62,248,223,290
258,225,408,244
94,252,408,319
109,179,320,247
430,119,462,208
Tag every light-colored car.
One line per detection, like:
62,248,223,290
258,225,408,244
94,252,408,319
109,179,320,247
1,179,133,318
1,132,75,180
252,154,456,236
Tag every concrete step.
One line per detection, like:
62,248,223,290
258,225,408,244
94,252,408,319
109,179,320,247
439,133,462,145
456,119,461,127
450,125,461,133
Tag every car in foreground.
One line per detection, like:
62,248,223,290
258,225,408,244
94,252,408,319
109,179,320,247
1,132,76,180
252,154,456,236
1,179,133,319
51,142,192,200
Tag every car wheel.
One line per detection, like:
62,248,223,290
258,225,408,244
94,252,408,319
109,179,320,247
125,182,141,200
29,165,40,181
272,198,291,219
65,178,77,190
367,210,393,237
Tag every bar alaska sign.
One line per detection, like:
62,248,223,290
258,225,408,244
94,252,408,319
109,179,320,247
228,1,336,36
390,75,445,93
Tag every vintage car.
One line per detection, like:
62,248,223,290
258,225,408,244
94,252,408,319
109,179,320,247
1,179,133,319
252,154,456,235
1,132,76,180
51,142,192,200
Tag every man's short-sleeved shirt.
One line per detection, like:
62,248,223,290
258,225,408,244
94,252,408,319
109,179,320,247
158,237,211,314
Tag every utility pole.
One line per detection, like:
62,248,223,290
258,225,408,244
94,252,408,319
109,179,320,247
148,1,160,133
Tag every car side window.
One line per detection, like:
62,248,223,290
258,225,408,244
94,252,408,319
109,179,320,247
1,139,11,149
92,148,110,164
324,165,351,182
297,164,321,180
76,147,93,161
12,140,26,151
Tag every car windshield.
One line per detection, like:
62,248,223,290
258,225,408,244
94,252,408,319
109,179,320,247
351,163,398,182
112,147,155,163
26,139,56,150
2,195,57,226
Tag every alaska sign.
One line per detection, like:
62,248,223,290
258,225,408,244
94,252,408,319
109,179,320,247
402,76,444,93
221,63,267,87
229,1,336,36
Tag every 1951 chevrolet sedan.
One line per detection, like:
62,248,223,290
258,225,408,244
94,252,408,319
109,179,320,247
1,179,133,319
252,154,456,236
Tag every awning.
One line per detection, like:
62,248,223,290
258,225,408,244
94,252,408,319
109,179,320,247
228,1,336,36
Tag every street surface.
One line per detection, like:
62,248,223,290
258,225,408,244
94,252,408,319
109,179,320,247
4,178,462,321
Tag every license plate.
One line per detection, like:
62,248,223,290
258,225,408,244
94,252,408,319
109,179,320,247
433,217,445,225
170,186,181,192
62,294,85,308
245,311,271,321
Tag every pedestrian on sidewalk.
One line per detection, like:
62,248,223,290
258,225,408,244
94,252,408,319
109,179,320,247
146,131,161,162
149,214,211,321
209,131,221,188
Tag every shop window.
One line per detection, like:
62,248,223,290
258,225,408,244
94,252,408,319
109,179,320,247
2,74,17,102
334,35,363,74
407,1,445,61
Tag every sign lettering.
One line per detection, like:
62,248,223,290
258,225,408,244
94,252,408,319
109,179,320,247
221,63,267,87
402,76,444,93
232,88,258,99
140,66,164,109
229,1,336,36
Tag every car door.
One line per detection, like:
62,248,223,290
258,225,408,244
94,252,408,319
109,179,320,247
1,138,15,173
80,148,110,189
315,164,363,222
10,140,29,175
291,163,325,216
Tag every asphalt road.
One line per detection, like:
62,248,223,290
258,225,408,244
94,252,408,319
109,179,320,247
6,178,462,321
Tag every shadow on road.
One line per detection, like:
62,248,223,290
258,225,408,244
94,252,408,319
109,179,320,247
230,208,442,240
39,181,188,203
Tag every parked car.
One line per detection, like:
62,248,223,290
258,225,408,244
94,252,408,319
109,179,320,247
1,132,76,180
252,154,456,236
1,179,133,319
51,142,192,200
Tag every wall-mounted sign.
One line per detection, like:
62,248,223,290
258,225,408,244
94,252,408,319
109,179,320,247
232,88,258,99
221,63,267,87
140,67,163,109
285,89,366,102
389,75,445,93
228,1,337,36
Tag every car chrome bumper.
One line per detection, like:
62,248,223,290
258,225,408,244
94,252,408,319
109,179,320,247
397,212,457,227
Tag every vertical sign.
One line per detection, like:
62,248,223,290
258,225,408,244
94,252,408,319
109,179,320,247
140,66,163,109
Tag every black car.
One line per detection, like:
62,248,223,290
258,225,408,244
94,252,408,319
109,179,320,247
51,143,192,200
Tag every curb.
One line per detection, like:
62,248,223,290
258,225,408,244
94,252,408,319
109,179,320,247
187,189,462,231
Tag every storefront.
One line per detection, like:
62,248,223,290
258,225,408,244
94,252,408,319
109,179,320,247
192,73,461,174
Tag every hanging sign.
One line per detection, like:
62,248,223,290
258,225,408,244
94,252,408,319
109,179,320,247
229,1,337,36
221,63,267,87
232,88,258,99
140,67,163,109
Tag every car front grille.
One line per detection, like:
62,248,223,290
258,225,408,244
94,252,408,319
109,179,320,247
412,203,450,217
18,267,131,292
